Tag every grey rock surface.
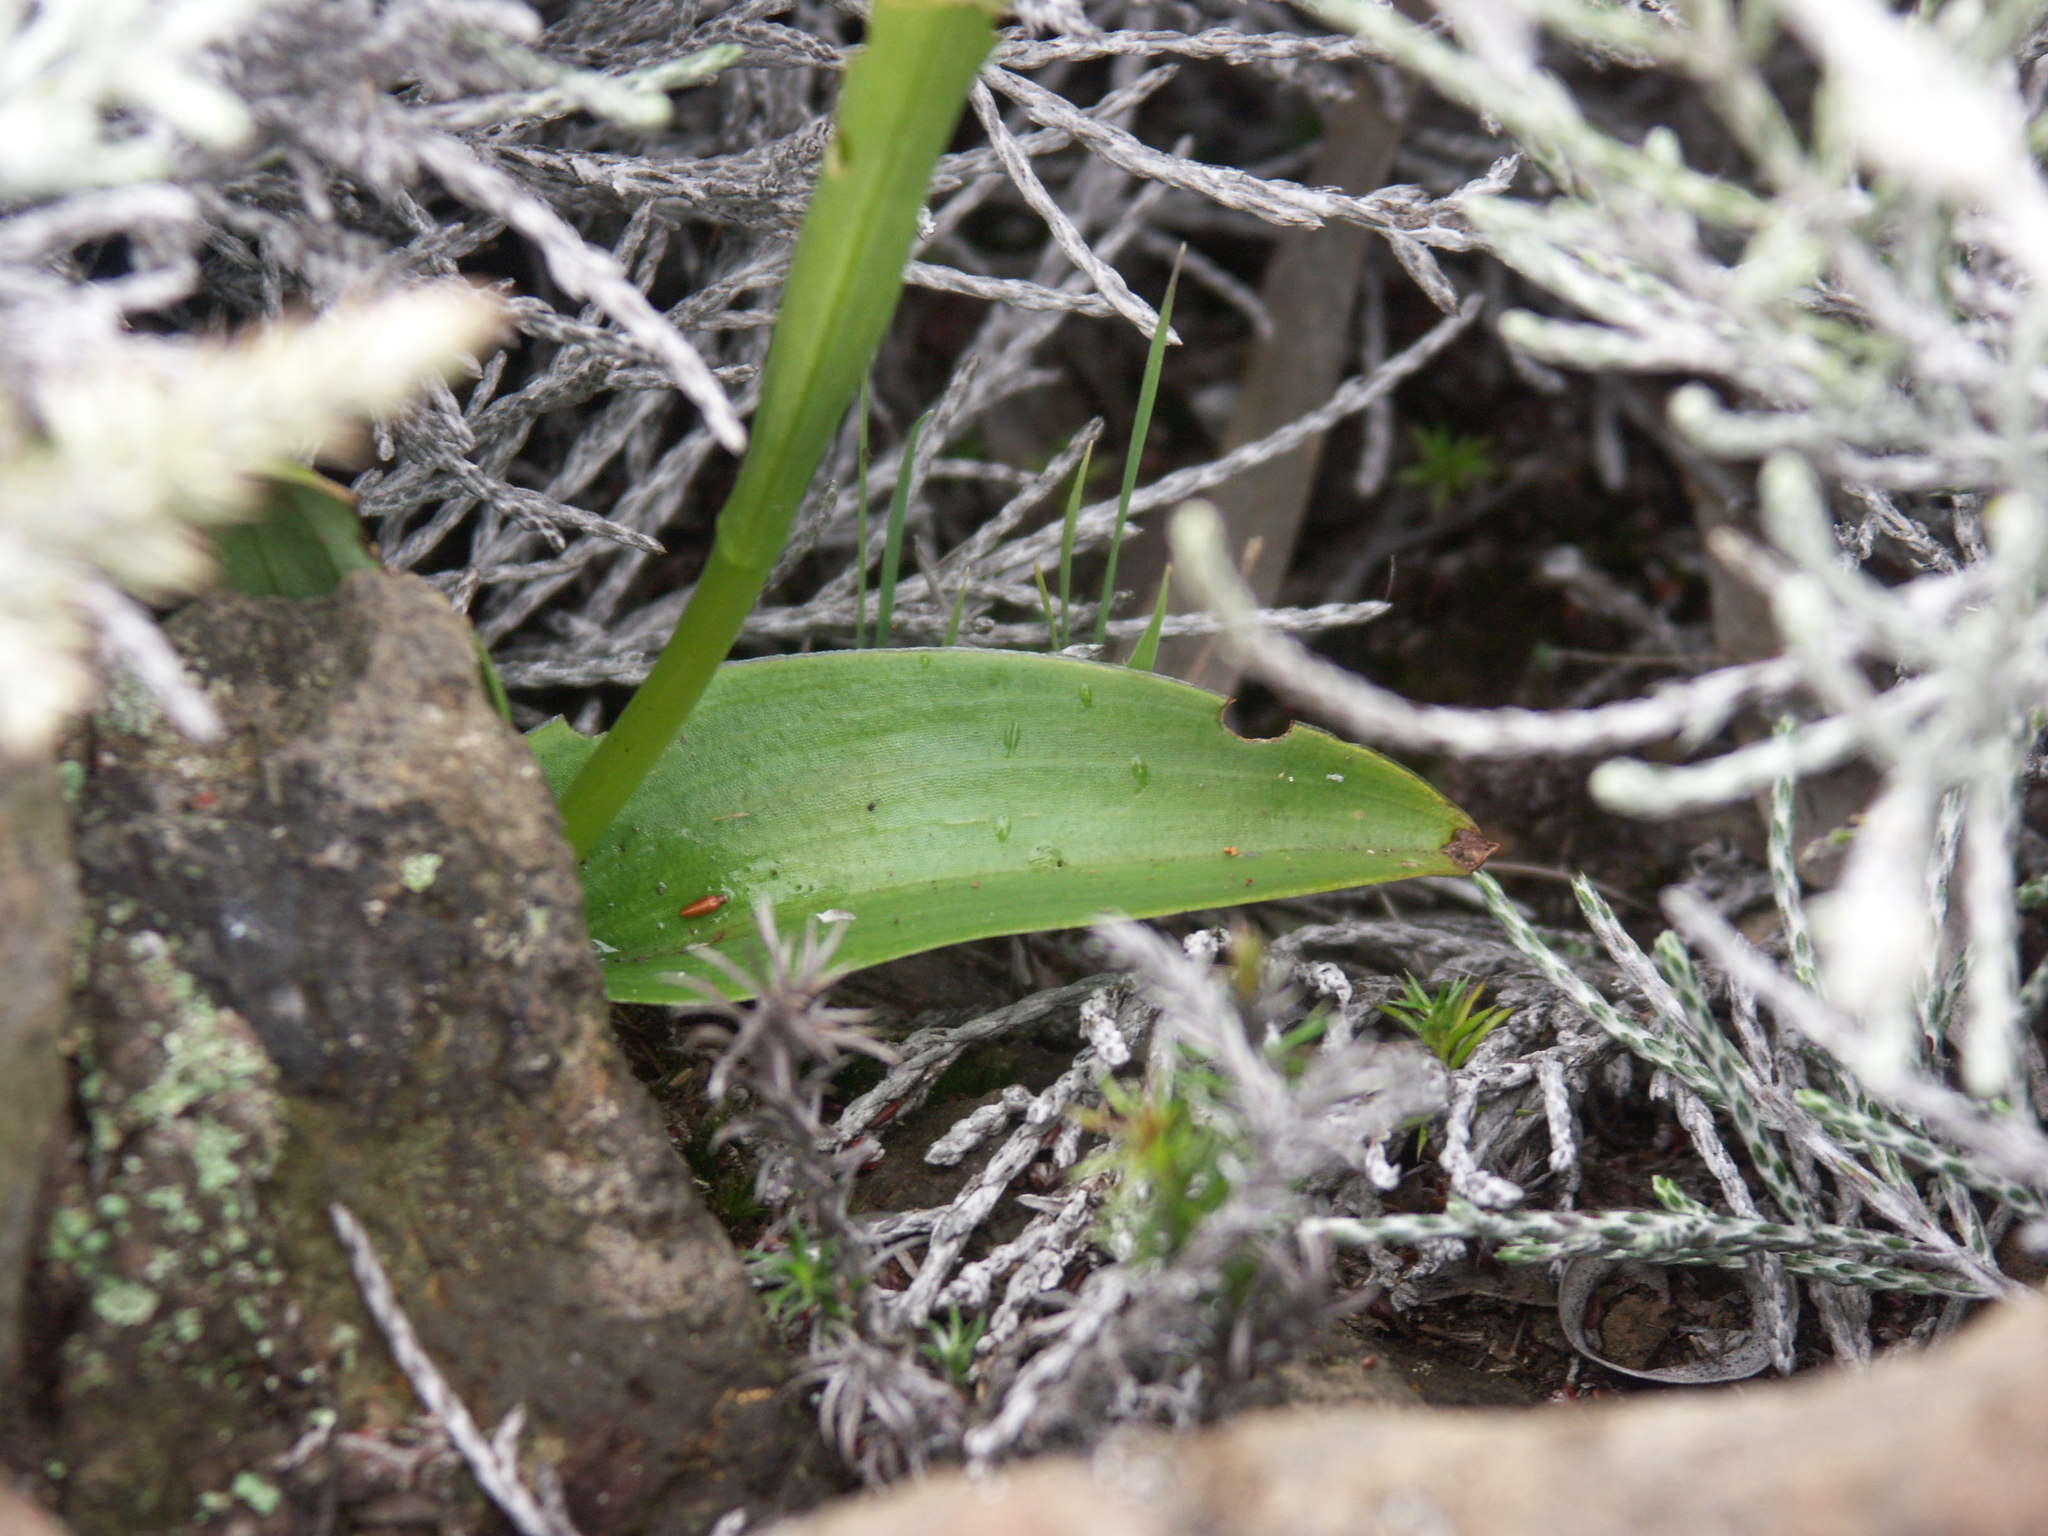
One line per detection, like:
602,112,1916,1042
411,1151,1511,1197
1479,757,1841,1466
48,572,832,1534
764,1296,2048,1536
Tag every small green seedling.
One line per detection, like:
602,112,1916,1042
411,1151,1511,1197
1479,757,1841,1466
1397,424,1497,512
748,1219,861,1325
1076,1071,1237,1265
1127,566,1171,671
1075,1009,1330,1285
1378,974,1510,1069
919,1305,987,1387
872,408,929,648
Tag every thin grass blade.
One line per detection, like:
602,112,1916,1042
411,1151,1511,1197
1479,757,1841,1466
942,576,970,645
1129,566,1172,671
1094,247,1182,646
854,377,872,648
1056,440,1092,648
874,408,930,648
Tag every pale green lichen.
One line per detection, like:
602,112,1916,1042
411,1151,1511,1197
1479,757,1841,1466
93,1278,161,1327
119,936,275,1174
54,925,291,1407
400,851,443,892
231,1472,281,1514
46,1206,109,1264
96,668,166,738
191,1119,250,1196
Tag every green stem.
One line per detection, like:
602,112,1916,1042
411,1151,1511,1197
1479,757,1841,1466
556,0,998,858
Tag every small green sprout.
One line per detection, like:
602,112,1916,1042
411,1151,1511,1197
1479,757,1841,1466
1397,424,1497,512
1378,974,1510,1070
919,1305,987,1387
1071,1014,1331,1263
1075,1071,1236,1264
748,1218,861,1324
1262,1007,1334,1075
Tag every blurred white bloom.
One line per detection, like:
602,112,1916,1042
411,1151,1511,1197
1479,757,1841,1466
0,284,504,755
1805,780,1940,1079
1778,0,2048,281
1435,0,1539,83
0,0,267,197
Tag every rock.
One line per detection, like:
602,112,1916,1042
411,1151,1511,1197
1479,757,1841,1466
0,1484,71,1536
45,572,833,1534
761,1295,2048,1536
0,754,73,1398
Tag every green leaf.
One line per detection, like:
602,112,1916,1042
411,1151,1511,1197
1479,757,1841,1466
211,464,379,598
530,649,1494,1002
209,462,513,723
854,378,873,648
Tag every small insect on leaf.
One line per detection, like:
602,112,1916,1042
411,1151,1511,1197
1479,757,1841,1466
679,894,729,919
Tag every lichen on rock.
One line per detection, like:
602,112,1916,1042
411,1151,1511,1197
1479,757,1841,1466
42,573,831,1534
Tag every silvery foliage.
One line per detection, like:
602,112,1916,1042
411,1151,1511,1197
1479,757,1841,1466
1180,0,2048,1356
722,0,2048,1474
1297,0,2048,1098
3,1,1491,713
710,909,1448,1478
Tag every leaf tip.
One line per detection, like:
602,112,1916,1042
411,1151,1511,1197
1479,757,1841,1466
1445,825,1500,874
